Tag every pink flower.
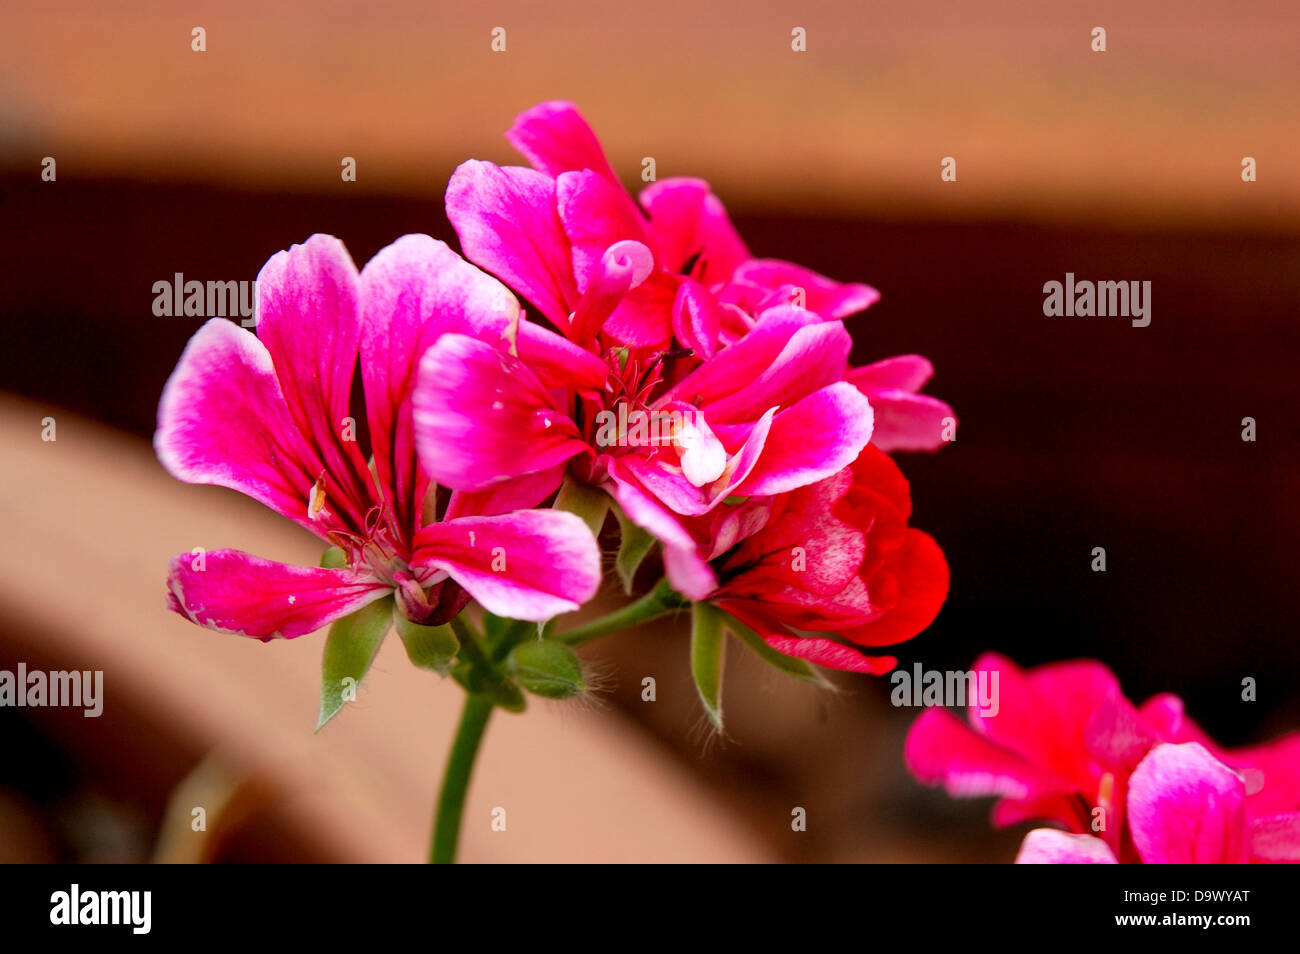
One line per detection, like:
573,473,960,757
904,654,1300,862
453,101,954,450
694,446,949,673
156,234,601,639
415,298,876,603
1018,743,1300,864
453,100,843,350
418,101,955,599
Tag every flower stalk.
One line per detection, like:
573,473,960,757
430,692,494,864
557,578,686,646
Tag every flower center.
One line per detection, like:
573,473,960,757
324,501,408,584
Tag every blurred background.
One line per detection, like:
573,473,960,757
1,0,1298,862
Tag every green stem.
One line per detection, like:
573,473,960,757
430,693,494,864
557,578,686,646
450,614,491,667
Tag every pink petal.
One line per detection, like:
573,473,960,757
638,177,750,281
731,259,881,319
155,318,330,538
661,543,720,603
446,160,579,325
413,334,588,491
731,383,874,497
444,467,567,520
255,234,375,531
1128,742,1249,864
412,510,600,621
968,654,1122,792
993,794,1092,831
848,355,935,393
1249,813,1300,863
1227,732,1300,818
507,100,621,185
166,549,390,640
662,305,823,409
1137,692,1207,742
602,271,678,348
359,235,521,541
863,391,956,453
604,462,717,600
1015,830,1118,864
672,279,723,360
1084,692,1159,771
698,319,853,425
508,101,648,247
515,320,610,391
557,169,651,293
905,707,1079,802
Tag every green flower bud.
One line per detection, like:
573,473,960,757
506,640,585,699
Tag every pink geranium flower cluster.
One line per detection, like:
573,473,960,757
415,101,953,674
906,654,1300,863
158,100,954,703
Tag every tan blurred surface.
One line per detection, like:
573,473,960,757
0,396,771,862
2,0,1297,230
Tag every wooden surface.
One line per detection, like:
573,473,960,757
2,0,1298,230
0,397,770,862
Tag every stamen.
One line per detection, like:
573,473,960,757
308,472,329,521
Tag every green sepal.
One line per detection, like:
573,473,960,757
553,477,609,537
395,613,460,675
506,639,585,699
483,612,533,660
448,615,527,713
721,611,831,689
319,546,348,569
482,611,512,645
316,596,394,731
613,505,656,595
690,601,726,729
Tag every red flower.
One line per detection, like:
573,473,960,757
707,446,949,674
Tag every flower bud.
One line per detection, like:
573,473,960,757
506,640,585,699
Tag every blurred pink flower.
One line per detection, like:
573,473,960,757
905,654,1300,863
157,234,601,638
1018,742,1300,864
